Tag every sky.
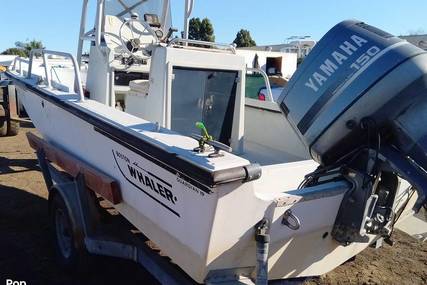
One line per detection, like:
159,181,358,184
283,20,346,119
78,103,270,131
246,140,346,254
0,0,426,55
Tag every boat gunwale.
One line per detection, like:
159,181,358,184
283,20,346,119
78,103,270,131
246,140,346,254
6,71,261,192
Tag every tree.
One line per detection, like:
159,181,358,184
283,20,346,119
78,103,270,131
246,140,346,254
1,48,27,57
1,39,45,57
188,17,215,42
189,18,202,40
200,18,215,42
16,40,45,57
233,29,256,48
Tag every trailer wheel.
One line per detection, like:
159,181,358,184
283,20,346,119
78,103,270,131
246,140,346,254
0,106,7,136
0,104,19,136
51,194,89,271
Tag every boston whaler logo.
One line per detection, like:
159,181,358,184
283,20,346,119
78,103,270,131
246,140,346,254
305,35,381,92
112,150,180,217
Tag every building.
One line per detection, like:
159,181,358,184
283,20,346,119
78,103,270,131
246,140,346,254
239,40,317,59
400,34,427,50
279,40,317,59
236,49,297,79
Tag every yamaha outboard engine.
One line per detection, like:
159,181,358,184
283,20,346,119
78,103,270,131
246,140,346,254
278,20,427,245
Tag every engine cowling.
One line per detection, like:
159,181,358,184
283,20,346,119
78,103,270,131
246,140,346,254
278,20,427,167
278,20,427,244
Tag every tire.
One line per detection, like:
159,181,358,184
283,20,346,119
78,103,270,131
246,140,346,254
50,194,90,272
0,104,20,136
0,105,7,136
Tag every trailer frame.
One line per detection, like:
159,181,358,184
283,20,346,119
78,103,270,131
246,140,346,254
0,77,20,136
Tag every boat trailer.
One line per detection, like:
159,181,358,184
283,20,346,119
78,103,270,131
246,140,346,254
27,132,291,285
0,77,20,136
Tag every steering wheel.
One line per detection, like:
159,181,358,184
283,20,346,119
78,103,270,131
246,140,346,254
119,16,159,59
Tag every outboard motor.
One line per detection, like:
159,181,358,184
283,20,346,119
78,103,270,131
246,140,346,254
278,20,427,245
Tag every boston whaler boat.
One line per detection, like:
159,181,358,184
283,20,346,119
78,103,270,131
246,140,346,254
5,0,427,283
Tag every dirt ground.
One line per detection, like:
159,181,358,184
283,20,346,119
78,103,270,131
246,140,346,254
0,124,426,285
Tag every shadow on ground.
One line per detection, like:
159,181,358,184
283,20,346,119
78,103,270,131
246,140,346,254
0,161,159,285
0,157,39,175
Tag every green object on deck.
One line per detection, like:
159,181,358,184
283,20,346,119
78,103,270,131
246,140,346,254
195,121,213,152
196,122,210,139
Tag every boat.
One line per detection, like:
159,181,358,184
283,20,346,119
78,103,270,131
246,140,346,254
0,55,17,68
4,0,427,283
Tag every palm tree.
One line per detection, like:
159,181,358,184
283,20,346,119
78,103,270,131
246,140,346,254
15,40,45,57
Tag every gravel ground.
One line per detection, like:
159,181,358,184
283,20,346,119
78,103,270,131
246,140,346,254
0,124,426,285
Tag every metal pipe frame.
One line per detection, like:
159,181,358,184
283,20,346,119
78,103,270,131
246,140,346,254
77,0,170,63
246,67,274,102
116,0,148,18
95,0,105,47
11,57,29,76
161,0,171,31
183,0,194,40
77,0,89,67
27,49,85,102
167,38,236,54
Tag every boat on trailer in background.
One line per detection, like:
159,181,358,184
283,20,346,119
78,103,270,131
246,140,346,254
4,0,427,283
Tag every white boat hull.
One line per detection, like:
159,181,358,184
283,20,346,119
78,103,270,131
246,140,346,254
12,75,418,283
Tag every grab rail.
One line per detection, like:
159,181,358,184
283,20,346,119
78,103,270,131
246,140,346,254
27,49,85,102
247,67,274,102
167,38,237,54
11,57,29,76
